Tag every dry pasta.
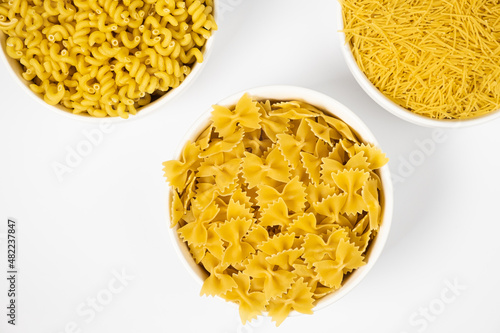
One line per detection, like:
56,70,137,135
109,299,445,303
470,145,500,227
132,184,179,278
341,0,500,120
163,94,389,326
0,0,217,118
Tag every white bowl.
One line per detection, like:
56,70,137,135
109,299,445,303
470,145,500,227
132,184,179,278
167,85,394,316
0,4,217,123
336,2,500,128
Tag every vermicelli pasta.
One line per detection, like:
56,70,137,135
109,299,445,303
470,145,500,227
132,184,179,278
0,0,217,118
341,0,500,120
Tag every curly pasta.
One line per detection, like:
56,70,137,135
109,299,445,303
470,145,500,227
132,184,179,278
0,0,217,118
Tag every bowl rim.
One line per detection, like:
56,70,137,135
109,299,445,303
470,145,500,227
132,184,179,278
166,85,394,316
335,1,500,128
0,2,218,123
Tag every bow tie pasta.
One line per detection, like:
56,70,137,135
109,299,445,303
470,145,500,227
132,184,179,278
163,93,389,326
0,0,216,118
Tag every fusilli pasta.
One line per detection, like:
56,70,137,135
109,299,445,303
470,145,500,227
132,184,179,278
0,0,217,118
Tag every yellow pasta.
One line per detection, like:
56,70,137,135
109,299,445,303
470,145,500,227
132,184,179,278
0,0,217,118
341,0,500,119
163,94,388,326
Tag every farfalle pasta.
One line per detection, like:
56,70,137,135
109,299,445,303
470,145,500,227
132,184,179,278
163,93,389,326
0,0,216,118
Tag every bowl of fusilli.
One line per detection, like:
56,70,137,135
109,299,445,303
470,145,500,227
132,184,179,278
0,0,217,121
163,85,394,326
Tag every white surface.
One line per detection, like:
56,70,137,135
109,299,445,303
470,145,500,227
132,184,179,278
0,1,499,332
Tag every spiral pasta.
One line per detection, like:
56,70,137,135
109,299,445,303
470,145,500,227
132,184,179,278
0,0,217,118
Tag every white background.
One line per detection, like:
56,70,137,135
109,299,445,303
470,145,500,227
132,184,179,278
1,0,500,332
